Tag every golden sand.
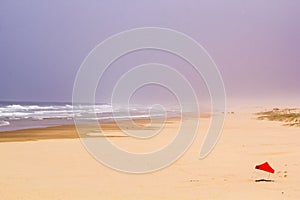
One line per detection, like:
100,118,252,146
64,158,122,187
0,111,299,199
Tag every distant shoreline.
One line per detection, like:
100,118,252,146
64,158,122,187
0,115,205,143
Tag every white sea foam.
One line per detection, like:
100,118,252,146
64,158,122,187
0,104,116,119
86,132,103,137
0,102,173,131
0,120,10,126
0,102,179,132
6,104,55,110
80,114,165,121
6,104,26,109
0,112,29,117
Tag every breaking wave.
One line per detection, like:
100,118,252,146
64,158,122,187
0,120,10,127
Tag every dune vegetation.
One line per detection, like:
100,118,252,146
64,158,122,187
256,108,300,127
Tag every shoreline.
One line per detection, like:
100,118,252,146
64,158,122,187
0,112,211,143
0,116,186,143
1,107,298,143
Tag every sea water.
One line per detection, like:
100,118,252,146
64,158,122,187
0,101,179,132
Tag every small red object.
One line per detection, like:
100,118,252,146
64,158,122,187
255,162,275,173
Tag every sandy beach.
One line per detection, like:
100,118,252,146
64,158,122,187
0,109,299,199
1,0,299,199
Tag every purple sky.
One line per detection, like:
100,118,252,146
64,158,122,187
0,1,299,105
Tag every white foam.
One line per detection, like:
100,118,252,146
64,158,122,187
0,112,29,117
0,103,169,124
0,120,10,126
6,104,25,109
86,132,103,137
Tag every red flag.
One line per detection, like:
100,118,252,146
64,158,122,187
255,162,275,173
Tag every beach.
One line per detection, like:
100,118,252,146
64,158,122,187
0,110,299,199
1,0,299,199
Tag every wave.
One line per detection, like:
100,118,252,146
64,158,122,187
0,120,10,126
6,104,26,109
0,103,170,121
0,102,180,132
0,102,176,130
5,104,59,110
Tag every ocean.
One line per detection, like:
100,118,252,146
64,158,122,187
0,101,177,132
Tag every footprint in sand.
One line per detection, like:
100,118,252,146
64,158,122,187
283,171,288,178
277,170,288,178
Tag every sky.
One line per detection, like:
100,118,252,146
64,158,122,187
0,0,299,106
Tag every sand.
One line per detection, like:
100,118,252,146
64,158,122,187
0,111,299,199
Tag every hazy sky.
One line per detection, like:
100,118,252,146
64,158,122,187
0,1,299,105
